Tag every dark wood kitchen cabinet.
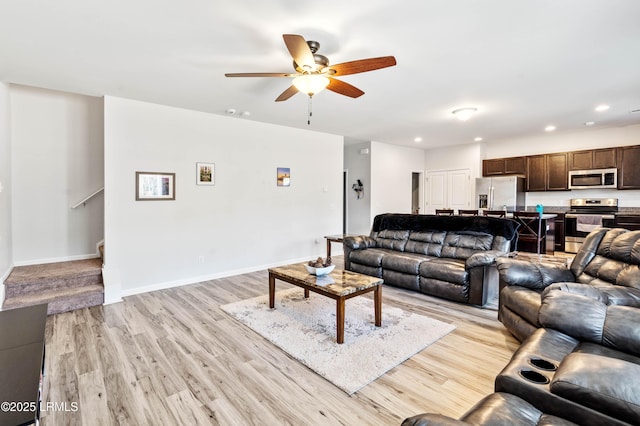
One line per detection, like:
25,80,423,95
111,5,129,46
546,152,569,190
482,156,526,176
569,148,617,170
615,215,640,231
526,155,546,191
617,145,640,190
554,213,565,252
526,153,568,191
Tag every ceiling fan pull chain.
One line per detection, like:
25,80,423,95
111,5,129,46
307,95,312,125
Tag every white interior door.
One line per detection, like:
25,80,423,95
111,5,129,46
426,169,471,214
426,171,447,213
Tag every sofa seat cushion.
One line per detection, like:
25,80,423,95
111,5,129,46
419,258,467,284
381,252,433,274
551,343,640,424
500,286,542,327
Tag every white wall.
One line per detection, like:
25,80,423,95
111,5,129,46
0,82,12,304
370,141,425,220
103,96,343,301
10,85,104,264
344,142,372,235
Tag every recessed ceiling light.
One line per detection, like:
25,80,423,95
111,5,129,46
585,121,595,126
452,107,478,121
545,125,556,132
414,137,423,143
595,104,610,112
474,137,483,142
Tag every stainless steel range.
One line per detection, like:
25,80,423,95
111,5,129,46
564,198,618,253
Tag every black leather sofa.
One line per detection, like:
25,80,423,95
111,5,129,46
497,228,640,342
343,214,520,306
402,228,640,425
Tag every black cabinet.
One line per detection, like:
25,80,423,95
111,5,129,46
554,213,565,252
615,215,640,231
0,304,47,426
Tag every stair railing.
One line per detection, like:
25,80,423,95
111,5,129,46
71,187,104,209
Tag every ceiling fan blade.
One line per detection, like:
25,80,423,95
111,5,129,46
225,72,294,77
275,85,299,102
326,78,364,98
283,34,315,70
327,56,397,76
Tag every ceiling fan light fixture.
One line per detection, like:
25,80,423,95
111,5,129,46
292,74,330,96
452,107,478,121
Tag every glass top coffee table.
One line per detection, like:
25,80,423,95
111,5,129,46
268,264,383,344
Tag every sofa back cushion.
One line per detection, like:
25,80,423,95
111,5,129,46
441,231,494,260
405,231,446,256
575,229,640,290
375,230,410,251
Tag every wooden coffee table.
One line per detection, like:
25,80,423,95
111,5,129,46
268,264,383,344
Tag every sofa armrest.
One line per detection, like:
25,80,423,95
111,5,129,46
465,250,506,269
540,287,640,356
496,258,575,291
343,235,376,250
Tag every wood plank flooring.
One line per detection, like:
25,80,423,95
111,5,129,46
40,258,519,425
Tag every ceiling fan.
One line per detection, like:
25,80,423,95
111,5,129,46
225,34,397,102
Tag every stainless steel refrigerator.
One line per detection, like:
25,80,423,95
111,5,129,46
475,176,526,212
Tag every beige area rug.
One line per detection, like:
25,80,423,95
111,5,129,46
221,288,456,394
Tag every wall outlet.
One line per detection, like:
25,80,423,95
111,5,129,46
198,256,205,264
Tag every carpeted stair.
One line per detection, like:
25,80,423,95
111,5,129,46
2,258,104,315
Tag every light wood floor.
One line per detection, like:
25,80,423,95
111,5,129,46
41,258,520,425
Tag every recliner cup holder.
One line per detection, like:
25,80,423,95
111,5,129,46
519,369,550,384
528,357,557,371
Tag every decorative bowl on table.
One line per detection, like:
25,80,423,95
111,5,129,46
305,264,336,276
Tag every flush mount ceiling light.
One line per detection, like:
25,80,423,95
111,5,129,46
414,137,423,143
595,104,610,112
545,125,557,132
452,107,478,121
474,137,483,142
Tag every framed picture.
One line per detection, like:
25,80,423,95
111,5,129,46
277,167,291,187
196,162,215,185
136,172,175,200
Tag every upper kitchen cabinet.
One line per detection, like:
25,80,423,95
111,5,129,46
482,156,526,176
569,148,617,170
618,145,640,190
525,153,568,191
526,155,546,191
546,152,569,190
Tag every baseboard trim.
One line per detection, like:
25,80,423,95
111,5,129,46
116,254,329,300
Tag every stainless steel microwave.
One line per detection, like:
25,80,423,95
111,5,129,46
568,168,617,189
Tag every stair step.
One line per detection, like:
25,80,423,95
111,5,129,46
2,284,104,315
4,258,102,298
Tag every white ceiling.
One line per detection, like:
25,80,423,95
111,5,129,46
1,0,639,148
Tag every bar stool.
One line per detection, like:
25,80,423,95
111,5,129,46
513,211,543,254
458,209,479,216
483,210,507,218
435,209,454,216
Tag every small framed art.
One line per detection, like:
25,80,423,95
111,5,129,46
136,172,176,200
196,162,215,185
277,167,291,187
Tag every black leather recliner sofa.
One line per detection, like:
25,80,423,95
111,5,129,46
343,213,520,306
497,228,640,342
402,228,640,425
